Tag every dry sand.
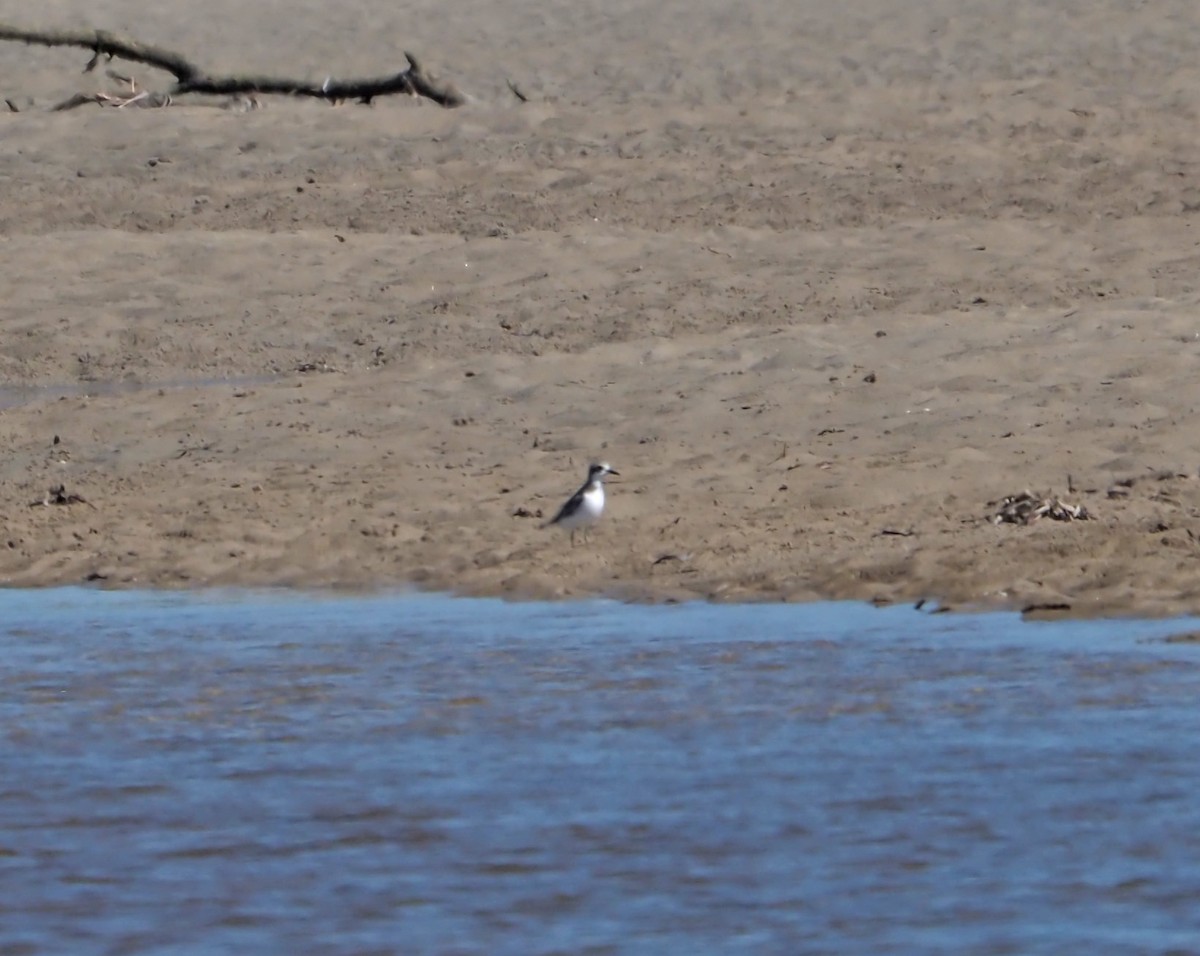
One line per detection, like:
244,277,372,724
4,0,1200,615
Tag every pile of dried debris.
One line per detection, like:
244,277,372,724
990,490,1090,526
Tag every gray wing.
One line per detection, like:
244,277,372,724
545,486,586,526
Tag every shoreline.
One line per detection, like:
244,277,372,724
2,352,1197,621
4,0,1200,620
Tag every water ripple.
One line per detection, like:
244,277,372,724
2,590,1200,954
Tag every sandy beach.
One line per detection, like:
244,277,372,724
3,0,1200,615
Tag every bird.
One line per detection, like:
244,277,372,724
543,461,619,546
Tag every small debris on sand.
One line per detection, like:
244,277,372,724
990,490,1090,526
30,484,93,508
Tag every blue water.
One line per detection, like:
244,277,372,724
3,589,1200,955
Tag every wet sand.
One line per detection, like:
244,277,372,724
3,0,1200,614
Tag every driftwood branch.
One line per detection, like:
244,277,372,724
0,22,465,108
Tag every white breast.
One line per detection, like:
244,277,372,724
560,483,605,529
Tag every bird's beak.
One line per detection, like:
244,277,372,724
608,469,620,477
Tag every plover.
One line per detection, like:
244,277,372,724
544,461,619,546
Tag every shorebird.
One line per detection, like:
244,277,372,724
544,461,619,546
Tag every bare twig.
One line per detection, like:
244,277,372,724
51,88,170,111
0,22,465,108
50,91,101,112
0,24,199,81
506,78,528,102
